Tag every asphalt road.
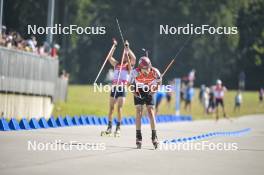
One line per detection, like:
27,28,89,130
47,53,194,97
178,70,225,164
0,114,263,175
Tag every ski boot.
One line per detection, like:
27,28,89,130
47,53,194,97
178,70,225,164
101,125,112,137
136,130,142,149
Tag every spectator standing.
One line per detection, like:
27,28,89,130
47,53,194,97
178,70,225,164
199,84,206,104
180,82,186,103
184,83,194,112
27,36,37,52
202,87,210,114
234,90,243,112
207,86,216,114
259,88,264,103
188,69,196,84
51,44,60,58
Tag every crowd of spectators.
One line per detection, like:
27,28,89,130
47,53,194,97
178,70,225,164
0,26,60,58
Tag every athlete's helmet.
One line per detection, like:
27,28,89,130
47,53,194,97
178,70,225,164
216,79,222,85
139,56,151,69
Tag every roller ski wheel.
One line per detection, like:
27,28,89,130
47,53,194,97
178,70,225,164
114,130,121,137
136,139,142,149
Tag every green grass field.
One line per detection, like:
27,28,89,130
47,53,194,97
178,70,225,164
52,85,264,120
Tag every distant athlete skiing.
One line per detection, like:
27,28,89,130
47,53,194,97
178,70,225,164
100,39,136,137
213,79,229,121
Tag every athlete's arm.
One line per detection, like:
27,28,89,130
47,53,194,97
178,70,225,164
124,40,136,72
128,69,141,98
124,41,132,72
107,39,119,67
127,48,136,67
150,67,162,94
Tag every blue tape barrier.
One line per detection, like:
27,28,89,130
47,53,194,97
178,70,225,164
39,117,49,129
102,117,108,125
129,117,136,125
92,116,100,125
79,116,87,125
97,117,104,125
72,116,80,126
64,116,73,126
0,115,192,131
48,116,57,128
19,118,31,130
29,118,40,129
163,128,251,144
56,116,65,127
122,117,129,125
86,116,93,125
113,118,118,125
0,118,10,131
9,118,20,130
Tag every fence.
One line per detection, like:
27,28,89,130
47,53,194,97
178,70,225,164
0,46,58,97
0,46,68,118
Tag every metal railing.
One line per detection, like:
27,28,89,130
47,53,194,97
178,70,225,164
0,46,67,101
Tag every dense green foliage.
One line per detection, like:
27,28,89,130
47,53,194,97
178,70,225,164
4,0,264,89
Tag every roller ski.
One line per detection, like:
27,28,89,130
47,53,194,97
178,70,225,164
100,129,112,137
152,137,159,149
136,138,142,149
152,130,159,149
101,123,113,137
136,130,142,149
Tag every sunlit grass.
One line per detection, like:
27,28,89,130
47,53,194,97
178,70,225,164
52,85,264,120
